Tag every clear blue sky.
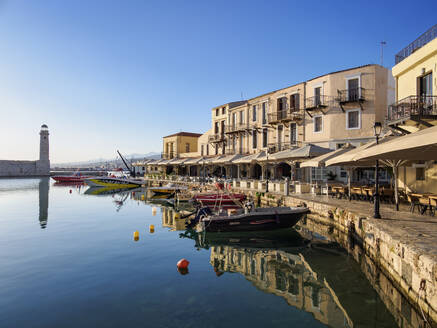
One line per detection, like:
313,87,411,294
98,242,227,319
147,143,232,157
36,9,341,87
0,0,435,163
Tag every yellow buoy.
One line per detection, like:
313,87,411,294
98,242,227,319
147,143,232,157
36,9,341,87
141,195,145,201
133,231,139,241
152,207,157,216
149,225,155,233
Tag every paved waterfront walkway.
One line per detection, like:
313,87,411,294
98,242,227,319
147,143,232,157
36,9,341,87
290,193,437,258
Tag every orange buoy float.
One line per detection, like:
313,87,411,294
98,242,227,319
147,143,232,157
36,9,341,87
149,224,155,233
177,258,189,270
133,231,139,241
177,267,189,275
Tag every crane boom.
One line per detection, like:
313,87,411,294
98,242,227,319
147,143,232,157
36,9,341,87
117,150,135,176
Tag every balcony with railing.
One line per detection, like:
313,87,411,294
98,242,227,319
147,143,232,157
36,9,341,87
267,108,303,124
395,24,437,64
208,133,226,143
386,95,437,127
267,141,302,154
336,87,365,103
225,148,249,155
305,96,333,114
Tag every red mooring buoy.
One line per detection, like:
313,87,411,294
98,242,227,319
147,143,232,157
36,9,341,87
69,189,72,194
177,258,189,270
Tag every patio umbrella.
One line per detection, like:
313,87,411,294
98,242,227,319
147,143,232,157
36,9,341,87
351,125,437,161
351,127,437,210
300,145,355,168
325,139,394,200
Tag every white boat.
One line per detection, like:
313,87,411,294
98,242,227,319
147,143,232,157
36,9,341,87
149,183,188,196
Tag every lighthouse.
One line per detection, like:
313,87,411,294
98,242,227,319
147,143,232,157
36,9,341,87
37,124,50,175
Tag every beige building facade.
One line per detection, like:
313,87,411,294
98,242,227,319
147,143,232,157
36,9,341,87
162,132,202,159
387,24,437,193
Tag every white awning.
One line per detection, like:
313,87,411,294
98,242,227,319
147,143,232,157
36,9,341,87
300,145,355,168
233,151,266,164
270,144,331,161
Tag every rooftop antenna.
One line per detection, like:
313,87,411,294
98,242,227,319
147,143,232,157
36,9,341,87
241,91,244,100
380,41,386,66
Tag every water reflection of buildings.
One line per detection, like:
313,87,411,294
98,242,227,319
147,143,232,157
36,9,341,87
39,177,49,229
210,244,397,328
161,207,187,231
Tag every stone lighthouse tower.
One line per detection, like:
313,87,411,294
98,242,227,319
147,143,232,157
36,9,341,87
37,124,50,176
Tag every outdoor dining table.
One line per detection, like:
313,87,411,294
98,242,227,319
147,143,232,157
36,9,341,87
331,185,347,199
410,193,436,215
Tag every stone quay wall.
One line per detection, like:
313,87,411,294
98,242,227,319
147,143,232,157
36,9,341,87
255,192,437,326
0,160,50,177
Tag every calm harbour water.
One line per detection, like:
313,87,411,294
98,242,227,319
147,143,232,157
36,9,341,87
0,178,399,328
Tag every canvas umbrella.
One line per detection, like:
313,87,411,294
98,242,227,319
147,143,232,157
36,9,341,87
351,127,437,210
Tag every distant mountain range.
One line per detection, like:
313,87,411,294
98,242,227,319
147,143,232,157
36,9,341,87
52,152,161,168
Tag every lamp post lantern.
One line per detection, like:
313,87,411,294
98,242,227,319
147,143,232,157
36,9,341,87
373,122,382,219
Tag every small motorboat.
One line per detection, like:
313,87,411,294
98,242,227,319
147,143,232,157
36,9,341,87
52,174,90,183
188,204,309,233
84,177,142,188
149,183,187,196
192,193,246,206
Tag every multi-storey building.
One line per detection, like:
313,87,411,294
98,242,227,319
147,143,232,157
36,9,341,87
208,101,247,156
204,64,393,181
162,132,202,159
386,24,437,193
211,64,393,156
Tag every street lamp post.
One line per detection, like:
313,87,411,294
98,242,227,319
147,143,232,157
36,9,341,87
373,122,382,219
266,150,269,193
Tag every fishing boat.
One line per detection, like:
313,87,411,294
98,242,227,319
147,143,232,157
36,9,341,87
192,193,246,206
149,183,187,196
84,177,142,188
188,204,309,233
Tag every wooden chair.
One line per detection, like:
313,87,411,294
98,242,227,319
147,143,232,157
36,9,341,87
407,194,421,213
419,197,431,215
429,197,436,217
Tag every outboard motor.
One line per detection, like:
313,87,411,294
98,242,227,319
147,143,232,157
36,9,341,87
186,206,212,229
243,201,255,214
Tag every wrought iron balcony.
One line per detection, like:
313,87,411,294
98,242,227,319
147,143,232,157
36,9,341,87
395,24,437,64
267,109,303,124
225,148,249,155
386,95,437,127
225,125,238,134
208,133,226,143
336,87,365,103
267,141,302,154
305,95,333,112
